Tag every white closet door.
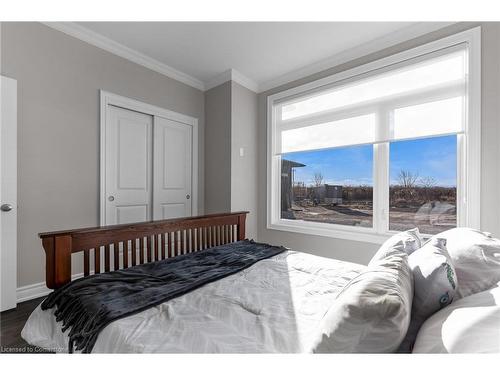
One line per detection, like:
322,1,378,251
153,117,192,220
105,105,153,225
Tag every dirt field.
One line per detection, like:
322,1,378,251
388,206,456,234
285,202,456,235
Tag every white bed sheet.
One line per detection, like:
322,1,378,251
21,250,365,353
413,283,500,353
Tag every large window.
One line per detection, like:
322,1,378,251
268,29,480,242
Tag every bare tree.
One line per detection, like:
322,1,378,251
397,170,419,188
419,176,437,188
313,172,324,187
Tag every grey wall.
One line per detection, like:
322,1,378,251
204,81,259,238
231,82,258,239
257,22,500,265
204,81,232,214
1,22,205,287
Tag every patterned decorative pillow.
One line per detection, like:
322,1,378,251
398,237,458,352
368,228,422,266
427,228,500,298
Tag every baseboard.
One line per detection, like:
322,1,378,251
16,273,84,303
16,282,51,303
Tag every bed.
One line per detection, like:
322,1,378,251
21,212,500,353
23,246,364,353
22,211,367,353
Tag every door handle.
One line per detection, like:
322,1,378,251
108,196,115,202
1,204,13,212
186,194,190,200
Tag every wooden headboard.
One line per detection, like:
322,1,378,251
39,211,248,289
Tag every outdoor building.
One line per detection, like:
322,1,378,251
281,159,305,214
311,184,343,205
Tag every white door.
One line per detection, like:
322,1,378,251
153,117,192,220
1,76,17,311
105,105,153,225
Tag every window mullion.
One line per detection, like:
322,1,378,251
456,133,466,227
374,108,390,234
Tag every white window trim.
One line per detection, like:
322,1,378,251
267,27,481,244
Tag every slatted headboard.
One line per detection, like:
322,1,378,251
39,211,248,289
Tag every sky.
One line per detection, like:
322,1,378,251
283,135,457,188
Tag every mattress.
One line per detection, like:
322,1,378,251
22,250,365,353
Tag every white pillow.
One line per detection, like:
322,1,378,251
314,247,413,353
368,228,421,266
413,284,500,353
428,228,500,298
398,237,458,352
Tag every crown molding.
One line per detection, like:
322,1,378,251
204,69,233,91
230,69,259,93
258,22,456,93
205,69,259,93
42,22,205,91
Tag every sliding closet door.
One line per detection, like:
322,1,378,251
153,117,193,220
105,105,153,225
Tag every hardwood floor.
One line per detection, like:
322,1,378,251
0,297,53,353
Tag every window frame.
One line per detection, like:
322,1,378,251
266,27,481,244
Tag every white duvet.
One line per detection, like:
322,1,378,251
22,250,365,353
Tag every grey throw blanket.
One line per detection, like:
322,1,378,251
41,239,286,353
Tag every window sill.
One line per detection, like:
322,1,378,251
267,220,392,245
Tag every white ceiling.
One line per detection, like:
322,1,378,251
66,22,452,92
